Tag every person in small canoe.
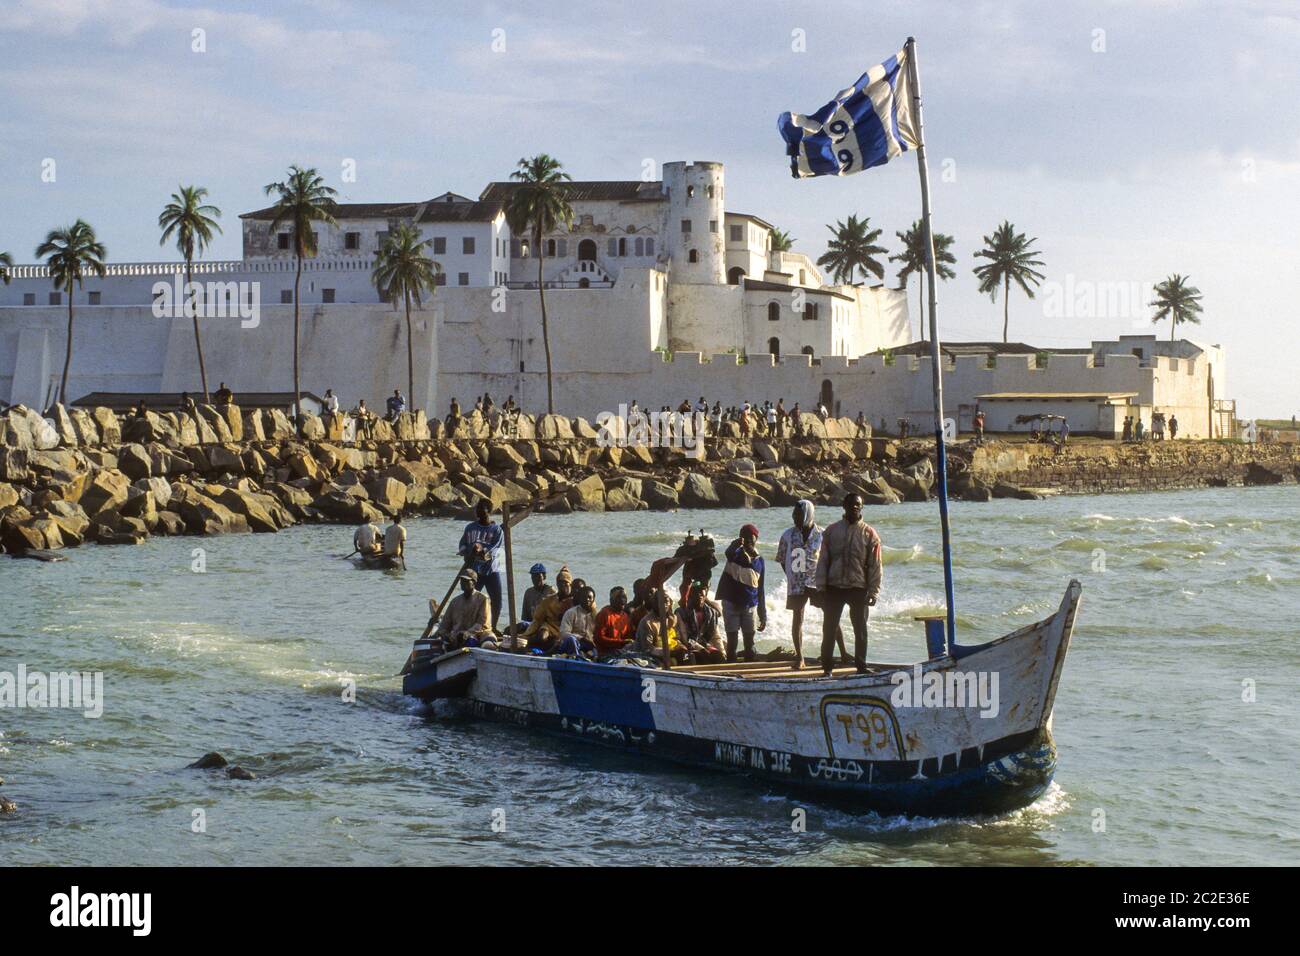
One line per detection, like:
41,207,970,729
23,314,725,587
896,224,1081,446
522,565,573,653
520,563,554,625
459,501,506,630
353,520,383,557
422,569,493,650
554,586,598,658
717,523,767,663
383,514,406,561
634,591,688,665
675,583,725,664
811,493,882,676
593,586,633,657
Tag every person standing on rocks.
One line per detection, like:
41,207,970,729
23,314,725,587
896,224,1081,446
717,523,767,662
812,494,882,677
973,409,985,444
459,500,506,631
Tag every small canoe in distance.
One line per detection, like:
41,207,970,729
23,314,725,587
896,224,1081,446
351,552,405,571
403,580,1081,817
11,549,68,562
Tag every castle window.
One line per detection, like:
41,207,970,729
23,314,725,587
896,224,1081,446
767,302,780,322
546,239,557,257
277,233,290,250
681,219,692,233
462,237,475,255
728,267,745,285
579,278,590,288
345,232,360,250
435,273,447,286
280,290,292,304
618,238,627,256
49,292,61,305
804,303,820,321
709,220,718,233
799,269,806,284
458,272,469,286
578,239,597,262
707,185,715,198
608,238,618,257
688,249,698,263
88,291,101,305
730,224,743,242
769,337,780,356
645,239,655,256
635,238,644,256
23,293,35,305
322,288,335,303
433,237,447,255
802,346,815,357
687,185,695,198
558,239,567,257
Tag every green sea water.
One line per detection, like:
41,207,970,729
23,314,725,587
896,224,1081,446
2,487,1298,865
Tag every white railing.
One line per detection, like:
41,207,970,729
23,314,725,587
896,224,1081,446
2,256,379,279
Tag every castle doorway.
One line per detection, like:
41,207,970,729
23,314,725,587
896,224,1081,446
578,239,597,262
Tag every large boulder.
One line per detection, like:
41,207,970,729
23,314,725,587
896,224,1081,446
299,413,326,441
69,408,100,446
80,469,132,519
207,444,245,475
365,477,408,516
3,406,58,450
567,474,606,512
679,473,720,508
384,458,445,487
604,487,645,512
487,443,527,470
92,407,122,446
0,447,30,483
117,443,153,481
219,404,243,442
45,500,90,545
50,404,79,446
311,491,384,524
207,485,291,533
537,414,574,440
171,486,251,535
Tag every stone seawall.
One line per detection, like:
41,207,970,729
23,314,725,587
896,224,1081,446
1,401,1296,557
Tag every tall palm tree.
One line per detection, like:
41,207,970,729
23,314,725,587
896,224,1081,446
972,220,1046,343
769,228,794,253
0,251,13,284
503,154,573,415
890,220,956,342
372,223,441,408
158,185,223,402
816,214,888,285
36,220,107,407
263,165,338,432
1149,273,1203,342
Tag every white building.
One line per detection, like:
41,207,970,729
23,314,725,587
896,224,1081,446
0,160,1232,437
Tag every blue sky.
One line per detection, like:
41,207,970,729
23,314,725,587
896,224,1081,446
1,0,1296,415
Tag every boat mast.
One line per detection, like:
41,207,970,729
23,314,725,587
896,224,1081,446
905,36,957,647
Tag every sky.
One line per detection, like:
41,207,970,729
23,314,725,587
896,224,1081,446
0,0,1297,416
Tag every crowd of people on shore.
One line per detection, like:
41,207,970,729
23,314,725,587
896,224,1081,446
1121,411,1178,442
411,494,883,677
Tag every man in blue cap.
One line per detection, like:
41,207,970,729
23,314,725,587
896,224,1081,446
520,562,555,627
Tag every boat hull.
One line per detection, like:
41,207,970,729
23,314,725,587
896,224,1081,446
405,581,1080,816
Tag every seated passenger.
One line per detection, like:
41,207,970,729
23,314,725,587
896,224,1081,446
520,562,555,624
634,593,688,665
521,565,573,653
421,570,492,650
353,520,382,556
593,586,633,658
554,586,598,658
675,583,726,664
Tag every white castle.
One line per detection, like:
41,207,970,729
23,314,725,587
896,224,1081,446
0,160,1233,438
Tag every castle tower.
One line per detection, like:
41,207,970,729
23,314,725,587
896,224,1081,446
662,161,726,285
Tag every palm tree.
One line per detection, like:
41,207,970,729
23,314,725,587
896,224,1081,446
1149,273,1203,342
372,223,441,408
36,221,107,407
159,185,223,402
263,165,338,432
816,214,888,285
973,220,1045,343
503,154,573,415
769,228,795,253
890,220,956,342
0,251,13,284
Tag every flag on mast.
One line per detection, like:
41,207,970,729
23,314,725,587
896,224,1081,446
778,49,919,178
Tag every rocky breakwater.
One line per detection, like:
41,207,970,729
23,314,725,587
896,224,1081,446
1,402,998,558
968,439,1300,495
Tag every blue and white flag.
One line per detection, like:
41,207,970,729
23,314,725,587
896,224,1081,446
778,47,918,178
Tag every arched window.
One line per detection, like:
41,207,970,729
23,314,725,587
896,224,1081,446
635,237,644,256
687,185,695,197
768,337,780,356
618,238,627,256
688,249,699,263
578,239,597,262
767,301,780,322
727,266,745,285
645,238,655,256
579,278,590,288
802,346,815,358
546,238,557,257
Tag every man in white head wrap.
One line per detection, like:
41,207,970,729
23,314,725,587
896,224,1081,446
775,500,843,669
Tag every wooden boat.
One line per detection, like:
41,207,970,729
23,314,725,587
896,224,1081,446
351,552,404,571
403,579,1079,816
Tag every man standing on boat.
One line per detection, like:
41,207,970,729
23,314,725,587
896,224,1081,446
717,523,767,662
812,494,882,676
458,500,506,631
776,500,843,669
383,514,406,565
